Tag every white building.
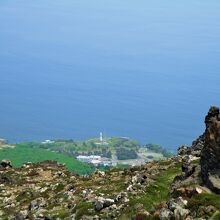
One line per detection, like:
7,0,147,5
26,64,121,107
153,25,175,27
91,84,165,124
76,155,101,166
42,140,54,144
0,139,7,145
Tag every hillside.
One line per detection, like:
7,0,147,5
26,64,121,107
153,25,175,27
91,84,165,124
33,137,172,166
0,143,93,175
0,106,220,220
38,137,139,159
0,137,171,174
0,156,182,220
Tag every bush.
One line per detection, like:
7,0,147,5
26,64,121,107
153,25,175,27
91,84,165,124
145,144,174,158
116,148,138,160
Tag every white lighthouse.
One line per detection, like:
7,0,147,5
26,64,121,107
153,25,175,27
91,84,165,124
100,132,103,142
95,132,109,146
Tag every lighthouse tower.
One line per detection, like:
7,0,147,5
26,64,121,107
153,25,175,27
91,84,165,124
100,132,103,142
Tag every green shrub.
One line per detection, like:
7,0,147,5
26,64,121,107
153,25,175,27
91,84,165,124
145,144,174,158
116,148,138,160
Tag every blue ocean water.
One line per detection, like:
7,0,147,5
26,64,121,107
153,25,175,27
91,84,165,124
0,0,220,150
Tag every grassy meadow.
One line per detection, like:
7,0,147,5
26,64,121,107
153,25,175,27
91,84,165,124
0,143,94,175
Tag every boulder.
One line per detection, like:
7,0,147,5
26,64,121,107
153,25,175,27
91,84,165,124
0,160,12,168
131,173,148,185
159,208,173,220
135,211,150,220
174,207,189,220
168,197,187,211
170,165,201,197
178,146,191,156
0,173,13,184
115,192,128,203
82,215,99,220
178,134,204,157
191,135,205,157
182,156,197,177
93,197,115,211
104,198,115,207
29,197,46,210
9,212,25,220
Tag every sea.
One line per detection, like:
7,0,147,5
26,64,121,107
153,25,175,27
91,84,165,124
0,0,220,151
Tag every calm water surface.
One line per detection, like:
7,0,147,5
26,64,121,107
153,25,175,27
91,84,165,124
0,0,220,150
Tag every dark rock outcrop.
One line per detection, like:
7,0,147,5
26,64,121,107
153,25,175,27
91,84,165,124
0,160,12,169
178,134,204,158
172,106,220,195
170,149,202,196
190,134,205,157
93,197,115,211
201,106,220,193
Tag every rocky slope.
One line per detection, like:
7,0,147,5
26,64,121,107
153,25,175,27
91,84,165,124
0,159,182,220
0,106,220,220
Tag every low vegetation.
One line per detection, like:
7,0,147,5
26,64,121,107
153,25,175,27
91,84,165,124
119,164,182,219
187,193,220,219
116,148,138,160
31,137,171,162
145,143,174,158
0,143,94,175
38,137,140,160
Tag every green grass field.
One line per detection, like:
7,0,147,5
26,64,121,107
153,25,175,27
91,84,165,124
0,143,94,175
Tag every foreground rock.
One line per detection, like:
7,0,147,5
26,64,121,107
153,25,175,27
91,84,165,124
0,160,12,169
150,107,220,220
171,107,220,196
93,197,115,211
201,106,220,193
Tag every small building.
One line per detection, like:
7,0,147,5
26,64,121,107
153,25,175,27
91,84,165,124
102,161,112,167
76,155,91,163
0,139,7,145
89,155,101,160
42,140,54,144
90,159,101,166
76,155,101,165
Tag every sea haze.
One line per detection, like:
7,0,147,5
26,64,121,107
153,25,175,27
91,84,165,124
0,0,220,150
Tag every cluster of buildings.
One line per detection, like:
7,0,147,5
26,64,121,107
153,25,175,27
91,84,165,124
76,155,112,167
76,155,101,165
76,133,113,167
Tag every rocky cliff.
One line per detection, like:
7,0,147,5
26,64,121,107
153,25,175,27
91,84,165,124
201,106,220,194
153,106,220,220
